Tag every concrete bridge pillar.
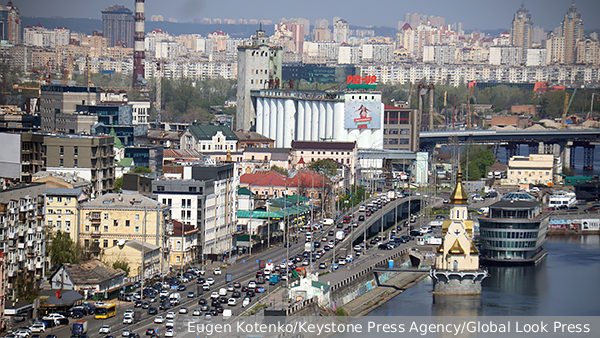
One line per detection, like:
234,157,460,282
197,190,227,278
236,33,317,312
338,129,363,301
584,143,595,170
538,142,545,154
544,143,554,155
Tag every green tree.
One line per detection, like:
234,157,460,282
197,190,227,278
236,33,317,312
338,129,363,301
112,260,131,276
15,271,40,303
460,146,496,180
47,231,80,267
307,159,338,178
132,166,152,174
115,177,123,192
270,165,288,176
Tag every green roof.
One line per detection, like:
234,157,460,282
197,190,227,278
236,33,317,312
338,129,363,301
187,124,238,141
312,281,330,291
117,158,133,167
238,187,254,196
237,206,309,219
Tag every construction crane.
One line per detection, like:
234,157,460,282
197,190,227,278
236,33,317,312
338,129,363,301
154,58,165,124
86,55,94,87
466,80,476,129
561,87,578,129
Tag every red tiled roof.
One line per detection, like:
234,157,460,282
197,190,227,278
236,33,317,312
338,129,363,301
401,23,412,31
240,169,329,189
163,149,202,159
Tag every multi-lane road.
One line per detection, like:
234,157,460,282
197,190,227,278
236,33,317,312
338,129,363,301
43,194,421,338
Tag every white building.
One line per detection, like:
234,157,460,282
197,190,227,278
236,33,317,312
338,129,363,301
24,25,70,49
253,89,383,149
338,46,360,64
180,124,238,153
422,44,456,65
202,169,238,257
526,48,548,67
362,44,394,63
129,101,151,125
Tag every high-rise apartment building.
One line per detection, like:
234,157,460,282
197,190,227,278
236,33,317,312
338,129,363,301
40,85,102,133
235,29,283,131
561,3,584,64
510,3,533,49
102,5,134,48
333,19,349,44
575,38,600,65
0,1,20,45
0,183,46,301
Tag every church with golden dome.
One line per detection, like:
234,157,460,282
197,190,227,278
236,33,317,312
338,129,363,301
430,169,488,295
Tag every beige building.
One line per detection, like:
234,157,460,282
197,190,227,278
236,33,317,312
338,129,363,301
102,239,161,278
45,188,87,243
505,154,554,186
79,192,170,272
168,220,198,269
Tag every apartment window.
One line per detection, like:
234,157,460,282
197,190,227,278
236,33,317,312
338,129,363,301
103,239,108,248
73,146,78,156
546,172,550,176
187,210,191,219
135,214,139,221
135,226,140,233
176,256,181,263
60,146,64,155
168,199,172,206
189,187,197,192
66,197,72,203
113,240,118,246
56,221,61,228
181,210,185,219
59,159,64,167
65,221,70,228
157,186,165,192
84,239,89,248
48,197,53,202
176,240,181,250
47,220,53,227
124,220,129,228
114,220,118,227
85,225,89,232
74,159,78,168
104,213,109,220
104,226,108,232
162,198,167,205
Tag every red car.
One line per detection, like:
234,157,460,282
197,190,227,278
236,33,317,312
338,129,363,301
343,216,351,223
366,210,372,216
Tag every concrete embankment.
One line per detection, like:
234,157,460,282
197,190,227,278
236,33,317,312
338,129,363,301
341,272,428,316
548,229,600,235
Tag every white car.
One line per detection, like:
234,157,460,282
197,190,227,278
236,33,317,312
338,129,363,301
338,259,347,266
263,268,271,275
166,311,175,319
30,324,46,333
165,328,175,337
99,325,111,334
197,269,206,275
242,297,251,307
122,329,131,337
160,290,169,298
211,291,219,299
124,309,134,317
181,276,190,283
122,315,133,324
179,307,188,314
248,281,256,289
206,277,215,285
166,320,174,328
213,268,222,275
193,309,201,316
228,298,237,306
43,313,65,320
354,245,362,251
203,283,210,291
346,255,354,262
154,316,164,324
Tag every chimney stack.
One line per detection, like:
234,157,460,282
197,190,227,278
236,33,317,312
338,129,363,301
133,0,145,88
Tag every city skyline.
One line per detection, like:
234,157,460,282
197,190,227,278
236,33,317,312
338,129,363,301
16,0,600,31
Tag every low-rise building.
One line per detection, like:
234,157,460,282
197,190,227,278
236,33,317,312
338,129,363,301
504,154,554,186
101,239,161,279
49,259,125,295
180,124,238,153
45,188,87,243
168,220,198,269
233,130,274,150
78,192,170,270
489,115,530,129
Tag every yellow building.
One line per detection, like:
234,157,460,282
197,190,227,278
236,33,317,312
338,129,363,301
79,192,170,272
168,220,199,271
505,154,554,186
101,239,161,279
45,188,87,243
431,170,488,295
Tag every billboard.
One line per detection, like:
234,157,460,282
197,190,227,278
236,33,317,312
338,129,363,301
344,101,381,129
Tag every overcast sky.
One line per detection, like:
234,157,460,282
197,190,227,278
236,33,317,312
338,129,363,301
15,0,600,30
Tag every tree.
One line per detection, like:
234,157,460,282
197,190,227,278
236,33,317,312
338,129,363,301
460,146,496,181
115,177,123,192
47,231,80,267
112,260,131,276
270,165,288,176
307,159,338,178
132,166,152,174
15,270,40,303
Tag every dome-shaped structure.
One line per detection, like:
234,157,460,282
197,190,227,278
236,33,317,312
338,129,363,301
501,191,537,202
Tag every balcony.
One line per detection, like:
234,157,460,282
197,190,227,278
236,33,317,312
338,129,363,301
27,228,35,234
36,261,44,269
91,218,101,225
27,240,33,247
17,242,25,249
26,251,35,258
91,231,101,238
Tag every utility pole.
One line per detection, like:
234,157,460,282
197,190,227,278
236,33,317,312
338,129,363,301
141,206,146,296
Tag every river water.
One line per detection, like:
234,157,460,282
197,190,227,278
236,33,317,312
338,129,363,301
368,235,600,316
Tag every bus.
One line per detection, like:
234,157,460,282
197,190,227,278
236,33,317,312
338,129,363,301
94,303,117,319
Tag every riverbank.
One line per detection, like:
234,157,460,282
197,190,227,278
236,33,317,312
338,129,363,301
338,272,428,316
548,229,600,235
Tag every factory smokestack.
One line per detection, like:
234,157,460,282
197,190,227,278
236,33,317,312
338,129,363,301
133,0,145,88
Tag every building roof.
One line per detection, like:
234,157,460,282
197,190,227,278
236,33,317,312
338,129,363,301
449,170,468,205
187,124,238,141
500,191,537,203
163,149,203,159
33,171,91,187
488,162,508,172
238,187,254,196
122,239,160,252
490,199,539,209
81,192,162,209
240,169,329,189
291,141,356,151
55,259,124,285
233,130,274,142
117,158,134,167
46,188,83,197
171,220,198,236
148,130,180,140
244,147,290,153
40,290,84,307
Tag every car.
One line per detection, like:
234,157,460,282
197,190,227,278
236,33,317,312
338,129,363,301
198,298,207,305
352,221,359,227
179,307,188,314
338,259,347,265
220,296,229,304
227,284,235,292
213,268,222,275
215,305,224,313
165,311,175,319
193,309,201,316
160,290,169,298
187,291,195,298
242,297,251,307
328,230,335,236
145,328,155,336
203,283,210,291
346,255,354,262
164,328,174,337
241,286,249,292
177,284,186,291
154,316,164,324
248,281,256,289
436,215,445,220
232,291,241,298
319,262,327,269
210,309,219,316
354,245,362,251
206,278,215,285
141,302,150,309
30,324,46,333
358,215,365,221
134,300,143,308
366,210,372,216
379,243,392,250
148,307,158,315
323,245,330,251
201,304,210,311
205,313,213,321
246,290,255,297
228,298,237,306
122,329,132,337
302,259,309,266
122,316,134,325
165,320,174,329
211,291,219,299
